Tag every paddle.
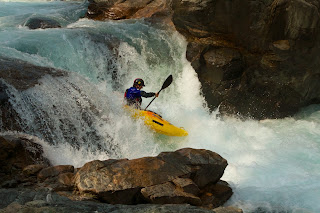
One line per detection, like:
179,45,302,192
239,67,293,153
144,75,173,110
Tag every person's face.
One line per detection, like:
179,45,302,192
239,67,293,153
137,85,143,90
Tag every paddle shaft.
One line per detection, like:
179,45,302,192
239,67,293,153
144,89,162,110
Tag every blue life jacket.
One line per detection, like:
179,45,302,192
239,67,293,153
124,87,155,108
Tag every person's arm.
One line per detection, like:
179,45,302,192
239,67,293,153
140,91,156,98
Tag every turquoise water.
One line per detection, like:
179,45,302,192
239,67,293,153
0,1,320,212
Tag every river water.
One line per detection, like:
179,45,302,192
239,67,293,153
0,1,319,212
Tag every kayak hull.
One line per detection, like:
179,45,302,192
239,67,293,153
124,106,188,137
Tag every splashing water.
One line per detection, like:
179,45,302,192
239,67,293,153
0,2,320,213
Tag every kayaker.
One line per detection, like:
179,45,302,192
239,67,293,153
124,78,159,108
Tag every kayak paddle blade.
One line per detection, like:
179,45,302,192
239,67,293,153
145,75,173,110
161,75,173,90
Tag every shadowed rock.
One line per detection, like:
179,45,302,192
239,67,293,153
0,56,116,153
172,0,320,119
25,17,61,30
0,134,51,186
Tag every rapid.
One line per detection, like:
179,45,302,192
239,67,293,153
0,1,319,212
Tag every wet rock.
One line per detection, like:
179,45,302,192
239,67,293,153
141,182,202,206
0,134,51,185
0,187,240,213
172,177,200,195
0,56,65,91
24,17,61,30
87,0,171,21
86,0,320,119
57,173,75,187
200,181,233,209
0,56,115,151
74,148,228,205
37,165,74,181
171,0,320,119
23,164,47,176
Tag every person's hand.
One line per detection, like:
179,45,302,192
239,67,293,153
155,92,159,97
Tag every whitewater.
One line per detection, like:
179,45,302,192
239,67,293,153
0,1,319,212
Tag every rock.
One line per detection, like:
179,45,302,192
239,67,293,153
213,206,243,213
37,165,74,181
74,148,228,205
0,187,238,213
200,47,245,83
57,173,74,187
85,0,320,119
0,56,65,133
158,148,228,188
200,181,233,209
141,182,202,206
0,134,51,184
87,0,171,21
272,40,290,51
171,0,320,119
172,177,200,195
23,164,47,176
24,17,61,29
0,56,116,151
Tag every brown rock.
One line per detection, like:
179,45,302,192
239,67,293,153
141,182,202,206
58,172,75,186
38,165,74,181
0,134,51,183
23,164,47,176
161,148,228,188
213,206,243,213
87,0,171,21
172,177,200,195
200,181,233,209
74,148,228,205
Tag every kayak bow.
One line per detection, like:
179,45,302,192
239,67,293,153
124,105,188,137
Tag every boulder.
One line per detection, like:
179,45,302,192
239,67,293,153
86,0,171,21
141,182,202,206
24,17,61,30
172,177,200,195
0,56,65,133
0,134,51,185
0,56,116,152
0,188,241,213
23,164,47,176
200,181,233,209
57,173,75,187
37,165,74,181
74,148,228,205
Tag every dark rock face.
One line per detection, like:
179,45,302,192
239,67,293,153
24,17,61,30
172,0,320,119
0,57,115,153
0,187,241,213
0,134,51,186
0,56,65,133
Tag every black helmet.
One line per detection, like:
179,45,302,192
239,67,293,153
133,78,145,87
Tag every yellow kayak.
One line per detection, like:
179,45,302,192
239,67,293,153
124,105,188,137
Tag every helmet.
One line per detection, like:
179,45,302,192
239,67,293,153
133,78,145,87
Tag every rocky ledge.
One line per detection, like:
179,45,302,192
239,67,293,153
0,134,242,213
